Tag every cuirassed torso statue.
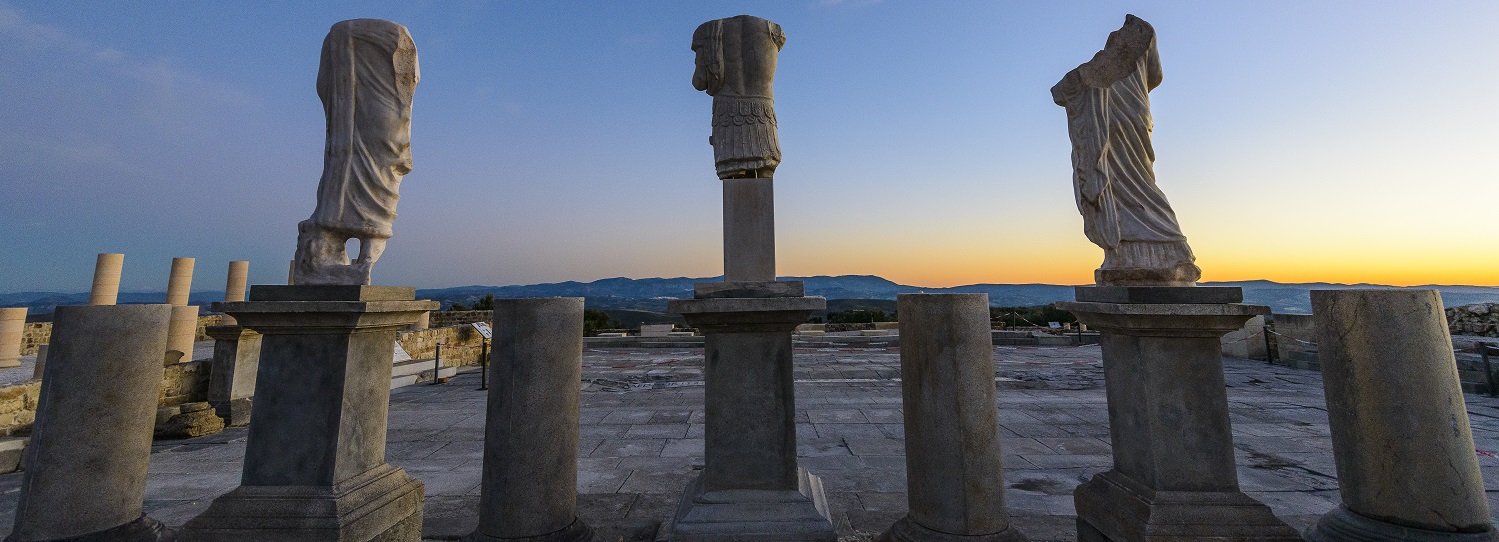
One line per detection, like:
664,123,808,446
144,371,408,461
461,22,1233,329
293,18,419,285
692,15,786,180
1052,15,1201,286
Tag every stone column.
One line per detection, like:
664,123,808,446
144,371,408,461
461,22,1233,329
8,304,173,542
883,294,1025,542
163,258,199,363
181,285,435,542
667,287,834,542
723,178,775,282
466,298,594,542
166,257,195,306
88,253,124,305
1306,289,1496,542
1057,287,1299,542
222,260,249,325
0,307,26,368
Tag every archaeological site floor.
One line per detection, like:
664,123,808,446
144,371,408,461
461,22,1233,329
4,344,1498,542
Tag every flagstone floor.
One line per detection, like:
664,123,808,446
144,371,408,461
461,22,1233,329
3,343,1499,541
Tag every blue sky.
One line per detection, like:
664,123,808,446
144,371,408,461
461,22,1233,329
2,1,1497,293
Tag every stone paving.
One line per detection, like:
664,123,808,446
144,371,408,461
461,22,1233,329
3,343,1499,541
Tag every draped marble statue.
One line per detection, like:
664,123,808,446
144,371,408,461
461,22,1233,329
293,19,419,285
692,14,786,180
1052,15,1201,286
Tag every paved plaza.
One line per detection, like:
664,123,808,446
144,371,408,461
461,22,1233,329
4,342,1499,541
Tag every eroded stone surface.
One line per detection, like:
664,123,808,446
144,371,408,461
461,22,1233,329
1053,15,1200,287
293,19,420,286
692,15,785,181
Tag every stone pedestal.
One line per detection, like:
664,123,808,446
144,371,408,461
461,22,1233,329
205,325,261,426
165,305,199,364
180,285,436,542
1306,289,1497,542
9,304,173,542
89,253,124,305
466,298,594,542
884,294,1026,542
1057,287,1299,542
0,308,25,369
665,282,834,542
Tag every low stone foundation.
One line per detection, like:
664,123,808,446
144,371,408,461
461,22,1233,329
1447,303,1499,338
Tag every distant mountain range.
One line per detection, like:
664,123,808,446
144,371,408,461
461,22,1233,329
6,276,1499,319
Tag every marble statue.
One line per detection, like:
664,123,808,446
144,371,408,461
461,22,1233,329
293,19,419,286
1052,15,1201,286
692,15,786,180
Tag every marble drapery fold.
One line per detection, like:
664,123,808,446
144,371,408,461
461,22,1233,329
1052,15,1200,286
293,19,419,285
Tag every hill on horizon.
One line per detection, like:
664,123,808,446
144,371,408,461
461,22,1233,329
7,275,1499,317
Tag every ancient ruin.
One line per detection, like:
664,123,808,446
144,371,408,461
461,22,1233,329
1052,15,1199,287
667,14,836,541
293,18,420,286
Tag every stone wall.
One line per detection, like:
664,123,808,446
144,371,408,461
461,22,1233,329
0,381,40,437
429,310,492,329
19,314,225,356
1447,303,1499,338
19,323,48,356
1270,313,1318,370
1221,315,1268,360
397,325,487,368
160,360,211,408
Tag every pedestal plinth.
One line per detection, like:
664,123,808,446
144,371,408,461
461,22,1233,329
1057,287,1299,542
180,285,436,542
665,282,835,542
204,325,262,426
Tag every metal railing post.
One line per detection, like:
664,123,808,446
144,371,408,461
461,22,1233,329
433,343,442,385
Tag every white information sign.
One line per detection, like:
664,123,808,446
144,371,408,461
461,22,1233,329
472,321,493,339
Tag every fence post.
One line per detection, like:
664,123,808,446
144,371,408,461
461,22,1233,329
432,343,442,385
1481,342,1496,398
478,338,489,391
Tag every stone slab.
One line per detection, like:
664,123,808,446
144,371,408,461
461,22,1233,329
666,469,836,542
668,296,825,316
245,285,417,302
695,281,804,299
1074,286,1242,304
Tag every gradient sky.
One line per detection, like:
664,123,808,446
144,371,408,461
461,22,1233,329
2,1,1496,293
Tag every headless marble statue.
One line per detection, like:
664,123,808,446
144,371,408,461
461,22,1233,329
1052,15,1201,286
692,15,786,180
293,19,419,285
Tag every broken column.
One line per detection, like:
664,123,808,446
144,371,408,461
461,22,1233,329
0,307,25,369
164,257,198,363
466,298,594,542
207,260,258,425
1306,289,1496,541
8,304,173,541
884,293,1025,542
667,15,835,542
222,260,249,324
88,253,124,305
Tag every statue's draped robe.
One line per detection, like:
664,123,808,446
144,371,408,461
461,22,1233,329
308,20,418,239
1053,46,1194,272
